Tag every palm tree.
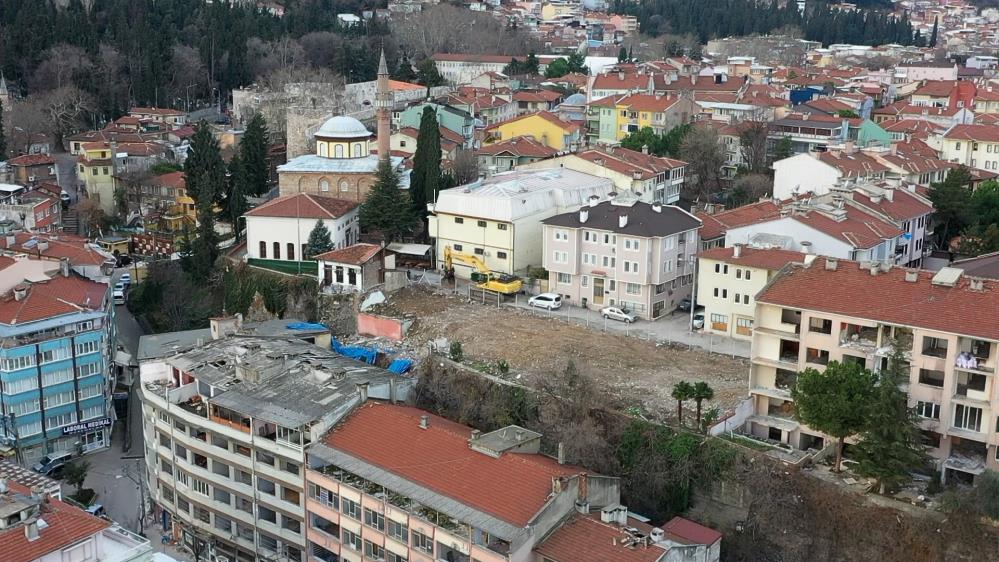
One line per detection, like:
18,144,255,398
672,381,694,426
691,382,715,431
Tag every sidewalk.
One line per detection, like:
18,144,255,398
436,278,751,358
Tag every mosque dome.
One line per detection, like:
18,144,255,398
315,116,371,139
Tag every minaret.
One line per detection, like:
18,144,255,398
376,49,392,163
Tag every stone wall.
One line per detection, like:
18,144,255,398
277,171,374,201
318,292,358,337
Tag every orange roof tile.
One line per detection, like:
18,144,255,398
2,482,111,562
694,200,782,240
485,110,580,134
323,402,582,527
662,516,723,546
0,274,108,325
476,136,558,158
698,246,807,270
6,154,55,167
313,243,381,265
535,515,665,562
244,193,358,220
757,257,999,341
943,123,999,143
0,233,110,267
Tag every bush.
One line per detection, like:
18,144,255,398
449,341,463,362
496,360,509,375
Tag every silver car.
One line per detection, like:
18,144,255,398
528,293,562,310
692,312,705,330
601,306,637,323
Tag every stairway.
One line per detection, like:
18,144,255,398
62,208,80,235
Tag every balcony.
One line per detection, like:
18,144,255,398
955,337,995,374
839,323,878,352
954,372,990,404
754,325,800,341
805,348,829,366
921,336,949,359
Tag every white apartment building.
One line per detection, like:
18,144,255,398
245,193,360,263
542,194,701,319
749,259,999,484
138,319,412,562
427,169,615,278
930,123,999,171
696,245,807,341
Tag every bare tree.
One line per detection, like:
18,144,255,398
300,32,342,70
738,120,771,174
247,37,307,80
93,44,130,116
680,126,725,202
451,149,479,184
167,45,211,110
31,44,93,92
391,5,539,58
34,86,96,142
730,174,773,207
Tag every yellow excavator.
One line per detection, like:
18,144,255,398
443,246,523,294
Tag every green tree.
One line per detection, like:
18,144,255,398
928,166,973,248
837,109,860,118
544,58,570,78
618,46,628,62
410,106,441,230
183,121,225,279
959,223,999,256
929,16,938,47
566,53,587,74
691,382,715,431
305,219,334,258
416,58,444,87
791,361,876,472
619,124,690,158
852,340,929,493
969,180,999,227
240,112,270,197
393,55,417,82
360,159,418,241
224,153,248,238
671,381,694,426
524,52,540,74
63,460,90,496
503,58,524,76
773,136,794,161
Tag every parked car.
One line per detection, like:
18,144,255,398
113,282,126,305
119,273,132,287
692,312,705,330
32,451,73,477
528,293,562,310
60,191,72,207
601,306,637,323
678,296,696,312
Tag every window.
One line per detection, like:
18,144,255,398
45,411,77,430
497,223,508,230
343,529,362,551
581,275,588,287
342,497,361,520
213,488,231,506
954,404,983,432
258,533,278,552
916,401,940,420
9,398,39,417
387,552,407,562
454,217,464,224
477,220,487,227
624,238,640,251
78,384,102,400
412,530,433,554
918,368,945,387
496,251,507,259
625,283,641,295
273,242,280,259
554,230,568,241
212,460,230,478
75,340,100,355
364,540,386,560
256,450,275,466
808,317,832,334
583,253,597,265
453,244,463,251
922,336,948,358
3,355,35,371
602,255,615,267
236,495,253,514
473,247,484,255
287,243,296,261
282,487,301,506
40,346,70,364
259,506,277,523
42,368,73,387
43,390,74,409
710,313,728,331
557,272,571,284
4,376,38,395
745,270,752,280
282,515,301,534
211,434,228,450
733,293,741,303
387,519,408,543
623,261,639,273
553,251,568,264
806,348,830,365
214,515,233,533
736,269,742,279
309,483,339,509
320,179,330,192
257,477,276,495
192,478,209,496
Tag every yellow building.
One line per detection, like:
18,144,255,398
77,141,118,214
483,111,581,151
588,93,697,144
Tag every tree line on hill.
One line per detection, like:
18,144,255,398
611,0,924,48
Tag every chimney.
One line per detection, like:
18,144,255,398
557,442,566,465
733,243,743,258
870,264,880,276
471,429,481,441
515,429,525,441
904,269,919,282
589,195,600,207
13,284,28,301
618,71,625,81
37,240,49,252
844,140,855,154
24,520,39,542
579,207,589,223
419,415,429,429
651,203,662,213
825,258,838,271
59,257,70,277
619,214,628,228
800,241,813,254
389,377,397,404
5,234,13,246
356,382,369,402
641,144,649,154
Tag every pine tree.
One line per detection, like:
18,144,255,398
240,113,270,196
929,17,938,48
618,46,628,63
305,219,335,259
410,106,441,227
360,159,418,242
525,52,540,75
853,340,929,493
416,58,444,87
393,56,417,82
183,121,225,279
225,153,248,239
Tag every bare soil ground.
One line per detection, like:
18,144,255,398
372,288,750,418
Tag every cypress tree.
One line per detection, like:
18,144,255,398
305,219,334,258
929,17,938,48
240,113,270,196
416,58,444,87
410,106,442,224
618,46,628,62
183,121,225,279
225,153,248,239
360,159,418,242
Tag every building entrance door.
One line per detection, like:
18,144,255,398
593,278,605,305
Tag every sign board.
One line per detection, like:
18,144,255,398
61,417,112,436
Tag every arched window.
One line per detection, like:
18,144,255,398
339,180,350,192
259,241,267,258
334,144,344,158
287,243,296,261
318,142,328,157
352,143,363,157
273,242,281,260
319,179,330,192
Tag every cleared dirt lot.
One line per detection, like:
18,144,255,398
372,288,750,418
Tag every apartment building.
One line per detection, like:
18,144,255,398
139,323,412,562
484,111,582,152
749,259,999,484
304,401,625,562
542,194,701,319
696,245,807,341
0,480,155,562
586,93,697,144
931,123,999,171
428,169,614,278
0,265,114,465
520,146,687,205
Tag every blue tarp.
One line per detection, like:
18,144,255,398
286,322,328,331
331,338,379,364
388,359,413,374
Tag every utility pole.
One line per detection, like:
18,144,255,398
122,461,148,534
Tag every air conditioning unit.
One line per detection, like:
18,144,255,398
28,176,36,182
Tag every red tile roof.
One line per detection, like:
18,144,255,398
662,516,723,546
614,93,682,113
575,147,686,179
694,200,782,240
912,80,958,98
815,151,890,177
697,246,806,270
6,154,55,167
476,136,558,158
323,402,582,526
388,80,424,91
0,274,108,325
943,123,999,143
147,171,186,189
485,110,580,133
535,515,665,562
802,98,853,115
592,72,654,92
757,257,999,341
0,233,110,267
130,106,186,116
244,193,358,219
2,482,111,562
512,89,562,103
851,188,933,221
313,243,381,265
790,207,902,249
